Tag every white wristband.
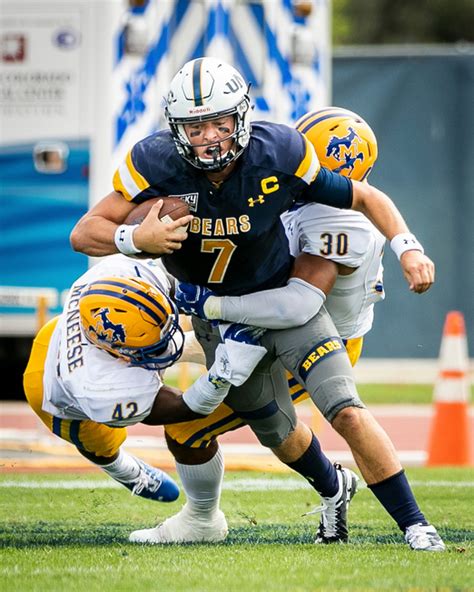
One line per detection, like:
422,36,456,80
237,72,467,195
390,233,424,260
114,224,141,255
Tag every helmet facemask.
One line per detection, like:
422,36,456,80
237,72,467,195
166,95,251,171
119,300,184,370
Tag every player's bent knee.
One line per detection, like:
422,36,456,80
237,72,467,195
331,406,366,434
312,375,366,423
246,412,295,448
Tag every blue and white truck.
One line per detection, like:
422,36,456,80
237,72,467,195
0,0,330,391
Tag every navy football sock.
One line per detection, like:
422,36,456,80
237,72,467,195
368,469,428,532
287,434,339,497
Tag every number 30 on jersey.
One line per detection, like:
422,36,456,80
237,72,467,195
320,232,349,257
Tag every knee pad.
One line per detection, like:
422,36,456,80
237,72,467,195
245,409,297,448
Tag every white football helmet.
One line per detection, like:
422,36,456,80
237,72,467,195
165,57,252,171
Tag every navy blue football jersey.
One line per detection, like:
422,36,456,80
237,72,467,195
113,122,352,295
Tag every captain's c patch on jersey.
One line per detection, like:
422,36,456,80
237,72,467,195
299,336,346,380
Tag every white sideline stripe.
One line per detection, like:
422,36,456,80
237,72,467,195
0,478,472,490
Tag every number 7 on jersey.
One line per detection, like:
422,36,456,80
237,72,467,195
201,239,237,283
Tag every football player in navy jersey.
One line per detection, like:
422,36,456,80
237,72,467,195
71,58,437,548
71,58,432,295
164,108,444,552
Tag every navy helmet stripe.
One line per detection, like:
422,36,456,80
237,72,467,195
89,280,169,319
192,57,204,106
295,110,331,130
297,111,352,136
85,288,167,328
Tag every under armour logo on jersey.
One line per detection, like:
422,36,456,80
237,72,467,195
248,195,265,207
248,176,280,207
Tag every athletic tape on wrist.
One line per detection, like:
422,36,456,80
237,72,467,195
203,295,222,320
182,370,230,415
114,224,141,255
390,233,424,260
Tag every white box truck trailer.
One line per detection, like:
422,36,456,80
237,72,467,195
0,0,330,394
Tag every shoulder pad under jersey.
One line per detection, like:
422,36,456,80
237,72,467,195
248,122,320,184
113,130,186,202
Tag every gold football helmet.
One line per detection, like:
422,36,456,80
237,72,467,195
79,277,184,369
295,107,378,181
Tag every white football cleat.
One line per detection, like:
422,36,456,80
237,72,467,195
129,504,228,544
404,523,446,551
313,463,359,544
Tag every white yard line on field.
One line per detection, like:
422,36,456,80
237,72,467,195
0,478,472,490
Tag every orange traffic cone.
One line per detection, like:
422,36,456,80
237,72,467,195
427,311,472,466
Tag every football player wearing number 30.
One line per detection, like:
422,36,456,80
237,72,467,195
70,58,442,551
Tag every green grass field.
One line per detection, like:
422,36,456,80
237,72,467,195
1,468,473,591
166,372,474,405
356,383,474,405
